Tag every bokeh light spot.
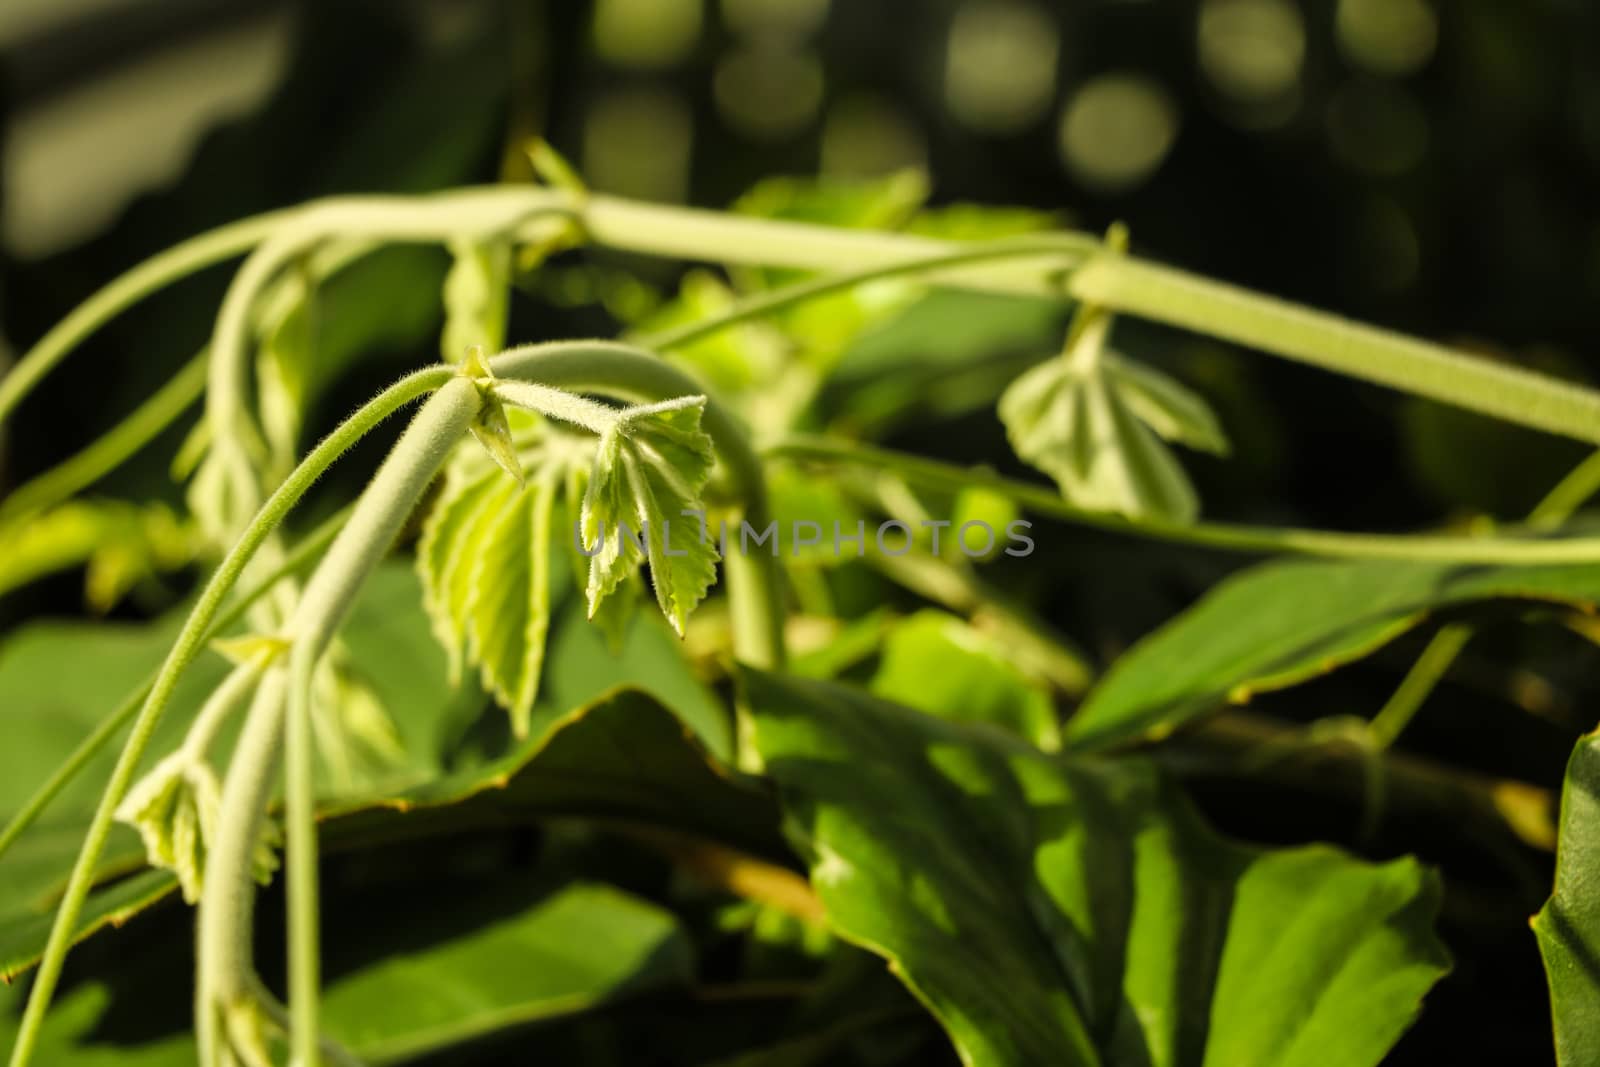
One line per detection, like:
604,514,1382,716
1198,0,1305,103
714,44,825,139
585,89,694,202
722,0,830,39
945,0,1060,134
1336,0,1437,77
821,95,927,177
593,0,702,69
1058,75,1180,192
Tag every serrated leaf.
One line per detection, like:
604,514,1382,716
1104,351,1230,455
442,238,511,363
999,354,1200,522
418,463,512,684
466,469,563,738
580,399,720,635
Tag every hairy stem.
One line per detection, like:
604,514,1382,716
281,378,481,1066
768,435,1600,565
5,369,447,1067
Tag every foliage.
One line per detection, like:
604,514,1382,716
3,156,1600,1067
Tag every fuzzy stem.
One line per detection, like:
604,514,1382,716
487,379,622,434
490,341,785,668
767,435,1600,565
5,369,447,1067
198,669,287,1067
281,378,481,1065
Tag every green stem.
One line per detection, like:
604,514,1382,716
491,341,785,668
0,501,350,868
5,368,448,1067
0,350,207,522
281,378,482,1066
1069,256,1600,447
0,212,291,429
767,434,1600,565
635,233,1096,353
1366,447,1600,749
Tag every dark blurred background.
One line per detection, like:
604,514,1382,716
2,1,1599,1062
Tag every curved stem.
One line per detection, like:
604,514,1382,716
635,233,1096,353
280,378,481,1066
491,341,785,668
0,349,207,522
767,434,1600,565
0,212,290,429
0,501,350,868
6,368,448,1067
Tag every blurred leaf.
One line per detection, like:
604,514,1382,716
999,353,1201,522
0,883,693,1066
1068,557,1600,750
743,669,1449,1067
1535,727,1600,1066
1104,353,1230,456
869,611,1060,750
0,501,197,611
323,883,694,1063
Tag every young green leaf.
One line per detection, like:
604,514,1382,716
580,397,719,635
418,414,592,736
1104,351,1230,455
999,354,1200,522
441,238,511,363
115,752,221,905
1536,728,1600,1066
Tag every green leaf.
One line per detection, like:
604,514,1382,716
742,669,1450,1067
441,237,511,363
0,501,196,612
418,414,597,736
0,882,693,1066
1068,557,1600,750
581,398,719,635
998,353,1201,522
1535,728,1600,1066
1104,353,1230,456
111,753,221,905
870,611,1060,751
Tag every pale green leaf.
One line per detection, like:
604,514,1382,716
580,398,720,634
1104,352,1230,455
743,669,1449,1067
999,356,1200,522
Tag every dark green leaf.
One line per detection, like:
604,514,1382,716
743,669,1449,1067
1535,728,1600,1066
1068,557,1600,750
